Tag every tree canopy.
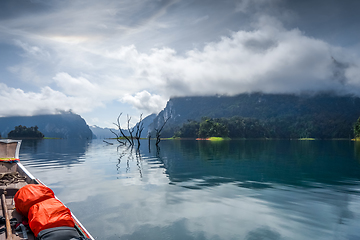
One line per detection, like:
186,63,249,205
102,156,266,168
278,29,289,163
174,116,358,139
153,93,360,138
355,117,360,138
8,125,44,139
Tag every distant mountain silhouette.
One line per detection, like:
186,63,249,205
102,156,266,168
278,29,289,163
0,112,93,139
90,125,119,139
91,113,156,139
133,113,156,137
150,92,360,138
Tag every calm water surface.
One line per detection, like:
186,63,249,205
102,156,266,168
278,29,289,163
19,139,360,240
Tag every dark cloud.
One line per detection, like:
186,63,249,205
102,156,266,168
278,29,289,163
0,0,53,21
0,0,359,126
283,0,360,46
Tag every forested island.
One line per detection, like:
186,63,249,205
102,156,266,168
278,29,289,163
7,125,44,139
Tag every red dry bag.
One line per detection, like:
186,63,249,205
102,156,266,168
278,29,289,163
14,184,55,216
28,198,75,237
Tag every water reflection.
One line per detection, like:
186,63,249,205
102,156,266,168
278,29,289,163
20,139,90,169
116,145,143,178
245,227,281,240
354,141,360,162
16,139,360,240
156,140,360,189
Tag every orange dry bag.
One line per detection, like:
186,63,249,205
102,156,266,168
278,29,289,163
14,184,55,216
28,198,75,237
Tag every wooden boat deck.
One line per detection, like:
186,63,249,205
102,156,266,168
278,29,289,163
0,140,94,240
0,162,36,240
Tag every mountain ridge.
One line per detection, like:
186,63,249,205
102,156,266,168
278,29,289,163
150,92,360,138
0,112,93,139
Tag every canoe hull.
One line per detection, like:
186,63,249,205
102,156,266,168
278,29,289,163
0,140,94,240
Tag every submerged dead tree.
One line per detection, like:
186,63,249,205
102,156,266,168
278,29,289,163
110,113,144,148
135,114,144,147
155,115,171,146
110,113,128,145
127,115,135,146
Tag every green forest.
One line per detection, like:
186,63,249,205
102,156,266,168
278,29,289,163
153,93,360,138
8,125,44,139
355,117,360,139
174,116,360,139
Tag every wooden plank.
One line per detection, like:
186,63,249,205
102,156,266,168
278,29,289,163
1,193,12,240
0,172,35,240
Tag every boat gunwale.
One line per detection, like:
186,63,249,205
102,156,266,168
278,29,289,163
0,139,95,240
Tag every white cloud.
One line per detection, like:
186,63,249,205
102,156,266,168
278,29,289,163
2,1,360,124
121,90,167,114
0,83,98,117
53,72,98,97
114,17,359,97
345,65,360,92
7,64,43,85
14,40,51,59
5,16,360,120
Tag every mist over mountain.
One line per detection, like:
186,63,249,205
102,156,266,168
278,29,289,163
4,93,359,140
0,112,93,139
150,92,360,138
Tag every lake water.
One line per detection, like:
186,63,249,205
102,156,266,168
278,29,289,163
18,139,360,240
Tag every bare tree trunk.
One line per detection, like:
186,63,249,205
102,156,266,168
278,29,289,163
148,133,151,153
155,115,171,146
127,115,135,146
110,128,125,145
135,114,144,148
112,113,132,146
111,113,146,148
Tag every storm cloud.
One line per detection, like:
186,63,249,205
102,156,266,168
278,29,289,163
0,0,359,126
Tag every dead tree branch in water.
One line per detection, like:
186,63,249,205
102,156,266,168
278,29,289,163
148,133,151,153
103,140,113,145
110,128,125,145
135,114,144,147
155,115,171,146
112,113,132,145
111,113,145,148
127,115,135,146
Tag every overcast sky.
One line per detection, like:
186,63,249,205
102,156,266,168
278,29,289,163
1,0,360,127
